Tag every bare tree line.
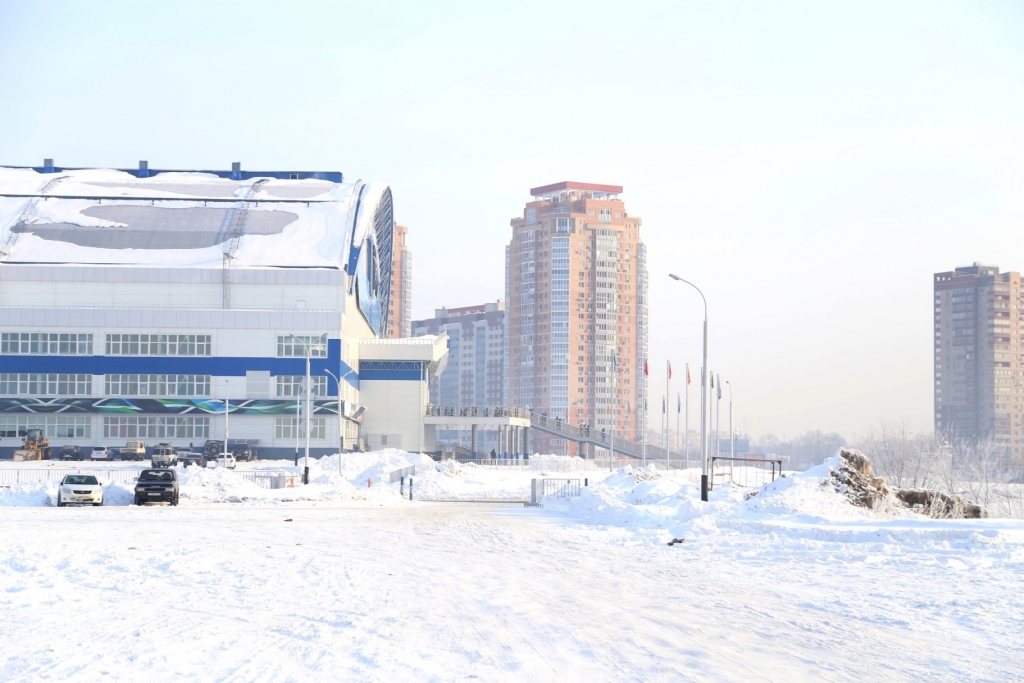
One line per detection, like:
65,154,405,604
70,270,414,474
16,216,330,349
854,420,1024,519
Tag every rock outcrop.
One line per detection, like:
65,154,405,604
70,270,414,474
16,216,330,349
829,448,986,518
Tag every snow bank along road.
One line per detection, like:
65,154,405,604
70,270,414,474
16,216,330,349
2,502,1022,682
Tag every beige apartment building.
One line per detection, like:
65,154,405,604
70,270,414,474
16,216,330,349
385,223,412,338
506,181,648,455
934,263,1023,462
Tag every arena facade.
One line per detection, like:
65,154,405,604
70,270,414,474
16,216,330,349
0,162,446,458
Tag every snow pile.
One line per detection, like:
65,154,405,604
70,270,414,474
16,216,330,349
318,448,435,486
557,456,1023,546
527,454,597,473
0,482,55,507
0,480,137,507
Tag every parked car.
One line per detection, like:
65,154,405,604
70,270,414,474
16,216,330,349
151,445,178,468
121,440,147,461
90,446,111,461
57,474,103,507
133,469,179,505
179,451,207,467
231,444,257,462
59,445,83,461
213,453,237,470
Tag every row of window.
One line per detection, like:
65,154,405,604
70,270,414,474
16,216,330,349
1,333,330,358
0,373,329,397
0,415,328,441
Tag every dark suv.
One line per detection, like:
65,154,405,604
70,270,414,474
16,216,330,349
133,469,179,506
59,445,83,461
231,445,257,462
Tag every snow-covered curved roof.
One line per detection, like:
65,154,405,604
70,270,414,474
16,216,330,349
0,167,391,271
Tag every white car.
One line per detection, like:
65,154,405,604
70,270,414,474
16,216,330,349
90,446,111,461
214,454,237,470
57,474,104,506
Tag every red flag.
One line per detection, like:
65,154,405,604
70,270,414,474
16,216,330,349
644,358,648,376
667,360,672,380
686,365,691,385
662,396,666,413
717,374,721,400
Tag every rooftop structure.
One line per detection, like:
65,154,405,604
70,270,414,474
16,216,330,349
0,162,443,458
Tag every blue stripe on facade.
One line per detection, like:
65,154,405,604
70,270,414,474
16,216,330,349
0,338,359,390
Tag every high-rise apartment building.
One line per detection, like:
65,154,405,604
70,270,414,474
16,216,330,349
412,301,506,409
385,223,412,338
934,263,1023,460
506,182,648,455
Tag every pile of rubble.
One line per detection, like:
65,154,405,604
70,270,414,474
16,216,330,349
829,448,986,518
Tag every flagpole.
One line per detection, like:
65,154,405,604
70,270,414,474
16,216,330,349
685,363,690,469
665,360,670,466
715,373,721,468
642,358,647,467
676,391,680,470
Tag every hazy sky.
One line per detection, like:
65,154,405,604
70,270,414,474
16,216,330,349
1,0,1022,440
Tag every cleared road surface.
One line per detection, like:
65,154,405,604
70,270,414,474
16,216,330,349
0,503,1020,681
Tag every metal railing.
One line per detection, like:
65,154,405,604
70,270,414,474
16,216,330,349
426,406,530,418
709,457,783,490
538,478,582,499
526,478,583,506
234,471,303,489
388,465,416,484
0,468,143,485
0,467,305,490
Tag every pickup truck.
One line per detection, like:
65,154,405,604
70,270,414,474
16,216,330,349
151,445,178,468
134,469,179,506
122,440,147,461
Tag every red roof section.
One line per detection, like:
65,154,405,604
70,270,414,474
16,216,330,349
530,181,623,196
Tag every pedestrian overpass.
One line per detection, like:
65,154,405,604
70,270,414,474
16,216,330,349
423,406,690,463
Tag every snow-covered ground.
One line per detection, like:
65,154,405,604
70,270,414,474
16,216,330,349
1,452,1023,681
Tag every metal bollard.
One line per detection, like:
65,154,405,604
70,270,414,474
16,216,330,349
400,476,405,495
585,478,588,487
409,477,413,501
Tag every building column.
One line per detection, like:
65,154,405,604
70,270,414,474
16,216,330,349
471,424,478,460
523,426,530,459
498,427,505,460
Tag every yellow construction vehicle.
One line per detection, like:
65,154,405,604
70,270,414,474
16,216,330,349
13,428,52,461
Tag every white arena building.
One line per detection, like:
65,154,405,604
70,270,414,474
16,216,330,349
0,161,447,459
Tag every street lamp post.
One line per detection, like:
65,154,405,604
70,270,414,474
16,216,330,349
669,274,710,502
288,334,316,485
324,368,344,478
223,378,230,467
